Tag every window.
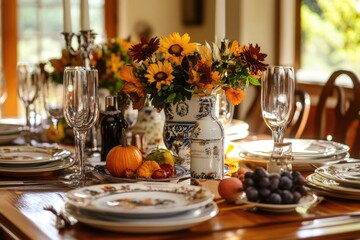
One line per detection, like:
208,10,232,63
298,0,360,84
17,0,105,63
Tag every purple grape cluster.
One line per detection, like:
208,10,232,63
243,167,307,204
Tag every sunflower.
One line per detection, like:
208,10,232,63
145,61,175,91
159,32,197,65
240,43,268,77
107,53,125,74
225,88,245,105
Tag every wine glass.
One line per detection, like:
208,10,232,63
63,66,99,187
215,92,234,127
17,62,40,140
0,70,7,118
42,74,64,142
261,66,295,144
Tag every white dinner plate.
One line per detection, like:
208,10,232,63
65,182,214,218
0,123,23,135
235,192,318,213
92,165,190,183
239,139,349,160
315,162,360,188
65,201,218,233
0,146,71,165
0,157,75,176
224,120,249,141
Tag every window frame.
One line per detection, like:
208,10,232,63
1,0,117,117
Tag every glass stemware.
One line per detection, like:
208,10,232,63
63,66,99,187
215,92,234,128
0,70,7,118
17,62,40,139
261,66,295,144
43,74,64,141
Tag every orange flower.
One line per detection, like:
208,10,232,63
230,40,246,56
225,88,245,105
120,66,146,109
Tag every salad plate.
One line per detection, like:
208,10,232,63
92,165,190,183
0,146,71,165
235,192,318,213
65,201,218,233
315,162,360,188
65,182,214,218
0,123,22,135
238,139,349,160
0,157,75,176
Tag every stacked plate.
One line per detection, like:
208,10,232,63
64,182,218,233
224,119,249,141
306,161,360,200
0,146,74,176
238,139,349,171
0,123,23,144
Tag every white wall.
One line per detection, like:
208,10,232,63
117,0,280,65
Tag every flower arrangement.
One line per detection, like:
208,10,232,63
119,32,268,110
46,38,133,95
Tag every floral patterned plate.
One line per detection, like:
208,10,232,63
0,146,71,165
315,162,360,188
65,182,214,218
64,201,218,233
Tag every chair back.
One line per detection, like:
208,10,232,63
314,70,360,158
240,86,311,139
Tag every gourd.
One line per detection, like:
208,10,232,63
106,131,143,177
136,161,161,178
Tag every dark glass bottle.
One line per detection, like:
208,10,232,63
100,95,126,162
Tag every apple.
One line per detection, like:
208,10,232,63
218,177,244,203
151,169,168,179
160,164,175,177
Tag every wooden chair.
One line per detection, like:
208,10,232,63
314,70,360,158
237,86,311,139
287,89,311,138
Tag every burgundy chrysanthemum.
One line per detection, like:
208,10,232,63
130,36,160,62
240,43,268,75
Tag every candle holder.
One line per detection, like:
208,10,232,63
62,30,100,156
62,30,96,68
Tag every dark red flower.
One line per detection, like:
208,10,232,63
240,43,268,76
130,36,160,62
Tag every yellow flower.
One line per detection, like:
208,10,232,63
159,32,197,65
145,61,175,90
225,88,245,105
107,53,125,74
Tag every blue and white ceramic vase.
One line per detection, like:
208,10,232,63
190,95,224,180
163,95,204,170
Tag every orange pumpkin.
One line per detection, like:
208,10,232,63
106,144,143,177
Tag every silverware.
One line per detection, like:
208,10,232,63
0,180,64,186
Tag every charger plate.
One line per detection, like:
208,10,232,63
65,201,218,233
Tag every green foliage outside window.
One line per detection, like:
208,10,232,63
301,0,360,77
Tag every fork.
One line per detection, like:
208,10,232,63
43,205,66,229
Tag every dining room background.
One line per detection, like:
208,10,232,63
0,0,359,129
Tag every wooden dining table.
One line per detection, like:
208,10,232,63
1,136,360,240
